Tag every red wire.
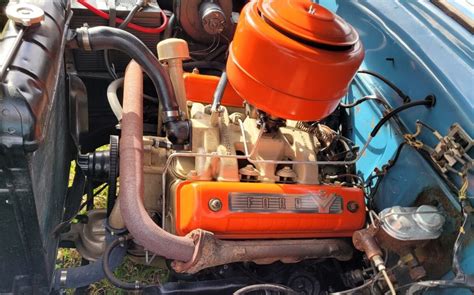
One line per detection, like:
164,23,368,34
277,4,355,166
77,0,168,34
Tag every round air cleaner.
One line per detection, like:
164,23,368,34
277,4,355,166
226,0,364,121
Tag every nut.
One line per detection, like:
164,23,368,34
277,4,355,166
276,166,297,178
239,164,259,177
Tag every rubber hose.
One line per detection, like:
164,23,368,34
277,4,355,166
370,95,435,137
76,26,180,119
358,70,410,103
107,78,125,121
52,231,127,290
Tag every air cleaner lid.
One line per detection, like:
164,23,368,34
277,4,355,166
258,0,359,47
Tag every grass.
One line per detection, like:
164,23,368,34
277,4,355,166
55,159,167,294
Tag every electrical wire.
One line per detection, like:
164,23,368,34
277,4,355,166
118,3,143,30
452,175,473,283
77,0,168,34
364,142,407,209
340,95,391,110
103,234,147,290
163,13,176,39
102,1,148,79
358,70,411,103
104,0,118,79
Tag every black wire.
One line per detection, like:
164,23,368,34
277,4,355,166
104,1,144,80
163,13,175,39
118,3,142,30
370,95,436,137
104,0,118,80
340,95,391,110
205,44,228,61
104,50,118,79
365,142,407,209
358,70,411,103
103,234,147,290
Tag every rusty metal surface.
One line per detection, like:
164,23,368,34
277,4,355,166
413,187,461,279
352,210,437,282
172,230,353,273
352,226,382,261
119,60,195,262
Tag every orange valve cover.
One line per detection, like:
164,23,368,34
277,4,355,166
175,181,366,239
183,72,244,107
226,0,364,121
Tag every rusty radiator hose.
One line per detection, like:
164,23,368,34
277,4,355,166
119,61,354,270
119,61,195,262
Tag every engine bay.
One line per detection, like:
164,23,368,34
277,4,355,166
0,0,472,294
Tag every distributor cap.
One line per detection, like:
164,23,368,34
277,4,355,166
258,0,359,47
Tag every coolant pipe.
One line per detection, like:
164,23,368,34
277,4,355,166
52,230,127,290
119,61,195,262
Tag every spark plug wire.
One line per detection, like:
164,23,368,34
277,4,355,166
77,0,168,34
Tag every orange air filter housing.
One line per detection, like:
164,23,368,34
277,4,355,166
226,0,364,121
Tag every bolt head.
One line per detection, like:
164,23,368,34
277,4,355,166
347,201,359,213
209,198,223,212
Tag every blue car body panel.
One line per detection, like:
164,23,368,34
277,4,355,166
318,0,473,293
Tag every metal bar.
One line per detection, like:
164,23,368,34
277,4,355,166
0,26,24,80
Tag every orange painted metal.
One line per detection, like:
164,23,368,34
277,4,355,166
226,0,364,121
183,72,244,107
175,181,366,239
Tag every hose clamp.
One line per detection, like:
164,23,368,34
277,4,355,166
163,110,181,120
76,26,92,51
59,270,68,287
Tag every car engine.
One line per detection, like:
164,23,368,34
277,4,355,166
0,0,472,294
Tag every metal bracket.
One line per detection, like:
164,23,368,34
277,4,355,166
430,123,473,175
